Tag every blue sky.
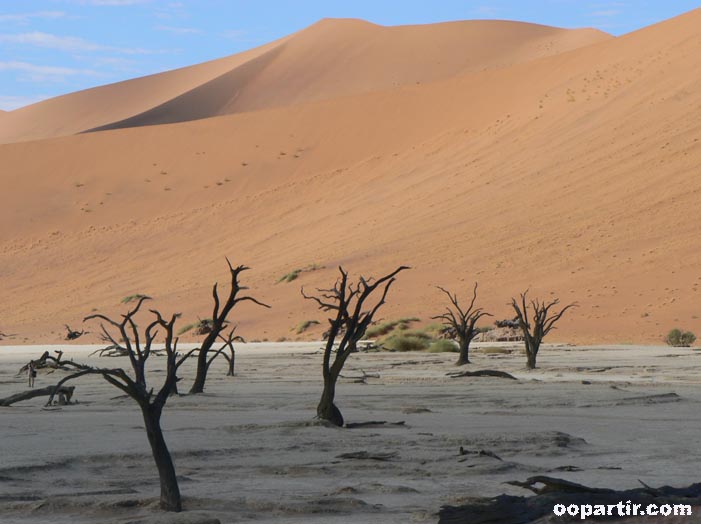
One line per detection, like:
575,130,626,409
0,1,698,110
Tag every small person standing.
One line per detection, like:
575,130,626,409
28,361,36,388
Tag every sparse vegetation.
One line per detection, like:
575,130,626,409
121,294,150,304
382,331,432,352
296,319,320,334
277,263,324,284
427,339,458,353
365,317,420,338
665,328,696,347
480,346,513,355
177,318,221,336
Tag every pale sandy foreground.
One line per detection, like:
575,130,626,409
1,343,701,523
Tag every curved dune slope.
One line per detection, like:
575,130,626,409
0,18,610,143
0,10,700,344
0,35,291,144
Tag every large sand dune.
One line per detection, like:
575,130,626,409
0,19,609,143
1,10,700,344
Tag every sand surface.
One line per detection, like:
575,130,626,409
0,11,700,344
2,343,701,523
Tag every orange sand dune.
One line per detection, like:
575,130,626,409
0,19,609,143
0,34,292,144
1,10,700,345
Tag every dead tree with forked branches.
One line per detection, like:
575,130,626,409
302,266,409,427
433,283,492,366
219,326,244,377
47,297,196,512
189,260,269,393
510,291,577,369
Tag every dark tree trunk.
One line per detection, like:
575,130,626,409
190,354,208,394
141,405,181,512
167,359,179,396
317,374,343,427
525,338,539,369
227,353,235,377
455,337,471,366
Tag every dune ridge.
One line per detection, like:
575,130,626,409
0,18,610,143
1,10,700,344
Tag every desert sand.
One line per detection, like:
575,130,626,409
1,11,700,344
1,342,701,523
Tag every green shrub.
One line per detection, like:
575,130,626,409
665,328,697,347
427,340,458,353
366,317,420,338
366,321,398,338
382,334,431,352
424,323,444,333
401,329,432,340
296,319,320,334
277,269,302,283
277,264,325,284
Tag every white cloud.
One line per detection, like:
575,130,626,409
0,11,66,24
155,25,201,35
472,5,503,17
0,61,103,82
590,9,622,17
0,94,53,111
0,31,157,54
74,0,151,5
220,29,249,41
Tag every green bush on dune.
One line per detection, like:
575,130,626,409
665,328,696,347
365,317,420,338
382,333,432,352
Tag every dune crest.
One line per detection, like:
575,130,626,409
0,18,610,143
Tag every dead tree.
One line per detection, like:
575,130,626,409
47,297,196,512
1,385,75,407
433,283,492,366
510,291,576,369
302,266,408,427
219,327,244,377
18,350,82,374
90,323,129,357
189,260,269,394
64,324,85,340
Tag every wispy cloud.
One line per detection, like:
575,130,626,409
471,5,504,17
590,9,621,17
0,11,66,24
73,0,151,5
220,29,252,42
0,60,103,82
0,94,53,111
155,25,201,35
0,31,159,54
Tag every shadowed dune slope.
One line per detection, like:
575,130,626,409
0,34,292,144
1,10,700,344
0,18,610,143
